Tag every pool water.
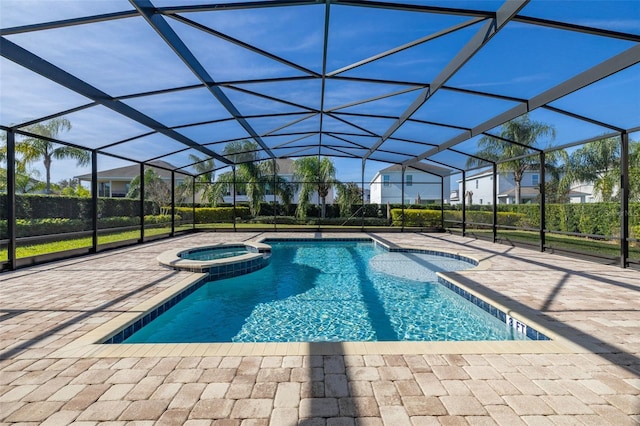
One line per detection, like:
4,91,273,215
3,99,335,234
125,240,529,343
180,246,249,261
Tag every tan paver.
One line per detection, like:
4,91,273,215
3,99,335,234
0,232,638,424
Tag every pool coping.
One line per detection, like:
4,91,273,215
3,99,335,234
157,241,272,273
51,237,582,358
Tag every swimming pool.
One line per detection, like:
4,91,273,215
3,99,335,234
122,239,538,343
180,245,250,261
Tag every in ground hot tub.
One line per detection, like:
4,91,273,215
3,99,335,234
157,242,271,279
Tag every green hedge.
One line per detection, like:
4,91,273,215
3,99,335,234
393,209,526,228
390,209,442,227
440,203,639,237
305,217,389,226
498,202,639,237
0,214,176,238
174,207,250,223
10,218,88,237
0,193,155,220
249,216,300,225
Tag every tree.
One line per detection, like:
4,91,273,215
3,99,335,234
466,114,556,204
210,141,262,216
274,175,296,215
292,156,338,218
127,168,171,214
179,155,216,205
209,141,298,217
560,137,617,202
59,178,90,197
0,167,45,194
336,182,363,217
560,137,640,202
17,117,90,194
209,140,278,216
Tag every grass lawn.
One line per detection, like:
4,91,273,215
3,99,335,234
0,227,172,260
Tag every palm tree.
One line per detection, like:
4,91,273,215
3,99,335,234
560,136,618,202
127,167,171,214
17,117,89,194
336,181,363,217
560,137,640,202
273,174,296,215
210,140,274,216
179,155,216,205
466,114,556,204
292,156,338,218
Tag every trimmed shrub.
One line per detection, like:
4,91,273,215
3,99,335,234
12,218,88,237
439,210,526,228
173,207,250,223
99,197,147,217
144,214,175,224
249,216,300,225
0,193,154,220
305,217,390,226
98,216,139,229
390,209,441,227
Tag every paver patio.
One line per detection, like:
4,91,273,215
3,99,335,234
0,232,638,425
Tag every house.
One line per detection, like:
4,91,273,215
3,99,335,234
451,169,600,205
568,182,597,203
369,164,451,205
451,169,541,205
76,160,181,198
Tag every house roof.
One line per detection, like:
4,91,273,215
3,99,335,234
568,190,592,197
76,158,296,181
275,158,294,176
498,187,540,198
75,160,177,181
375,163,451,178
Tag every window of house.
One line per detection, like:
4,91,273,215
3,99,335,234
383,175,390,187
479,199,483,204
475,179,478,189
99,182,110,197
531,174,539,186
406,175,412,186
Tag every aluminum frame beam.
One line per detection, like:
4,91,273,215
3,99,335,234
0,38,232,165
327,16,486,77
404,43,640,167
317,0,332,157
131,0,276,161
363,0,529,161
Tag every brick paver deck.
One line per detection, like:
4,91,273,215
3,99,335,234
1,232,638,425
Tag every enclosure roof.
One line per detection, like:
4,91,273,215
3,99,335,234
1,0,639,178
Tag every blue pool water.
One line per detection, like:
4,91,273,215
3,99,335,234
125,240,530,343
181,246,249,261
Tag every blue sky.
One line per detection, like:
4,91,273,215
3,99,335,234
1,0,639,188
